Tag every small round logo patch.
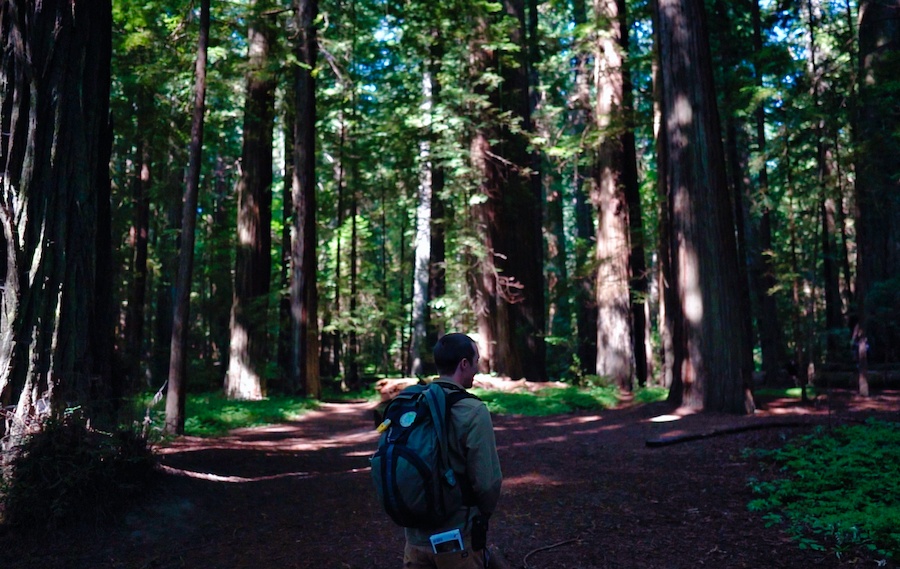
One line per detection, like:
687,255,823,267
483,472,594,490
399,411,417,427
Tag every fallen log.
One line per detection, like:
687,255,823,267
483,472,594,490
646,421,811,448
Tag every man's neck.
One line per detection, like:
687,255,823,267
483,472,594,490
437,376,464,389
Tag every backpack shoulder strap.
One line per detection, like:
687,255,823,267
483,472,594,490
436,384,479,499
445,389,479,407
425,382,472,488
423,382,448,445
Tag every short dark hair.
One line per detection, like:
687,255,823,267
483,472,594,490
433,333,476,376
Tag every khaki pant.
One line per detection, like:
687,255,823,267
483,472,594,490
403,541,486,569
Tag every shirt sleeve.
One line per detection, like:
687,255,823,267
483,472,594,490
463,403,503,516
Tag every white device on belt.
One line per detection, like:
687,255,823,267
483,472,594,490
429,528,464,554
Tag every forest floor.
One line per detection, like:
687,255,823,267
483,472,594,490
2,386,899,569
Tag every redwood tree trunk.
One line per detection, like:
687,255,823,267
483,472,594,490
572,0,598,377
592,0,644,391
656,0,754,413
470,0,546,381
226,2,276,400
749,0,784,384
292,0,321,398
166,0,210,434
855,0,900,393
278,113,295,392
125,115,152,386
806,0,845,362
427,40,447,358
410,70,436,376
0,0,114,437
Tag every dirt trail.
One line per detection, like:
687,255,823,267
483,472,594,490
2,391,898,569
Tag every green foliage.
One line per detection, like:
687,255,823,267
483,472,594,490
632,386,668,404
142,393,321,438
747,420,900,559
1,414,157,528
104,0,877,395
471,386,620,416
754,386,819,400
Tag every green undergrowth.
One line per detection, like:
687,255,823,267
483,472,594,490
183,394,320,437
142,383,667,437
141,393,320,438
747,419,900,560
754,386,820,400
471,385,666,416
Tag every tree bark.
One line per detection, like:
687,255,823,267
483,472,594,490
427,40,447,359
655,0,754,413
712,0,755,394
572,0,598,378
166,0,210,434
410,70,435,376
125,106,152,387
226,2,276,400
470,0,546,381
749,0,784,384
855,0,900,393
0,0,114,437
292,0,321,398
805,0,845,362
278,111,295,392
592,0,637,391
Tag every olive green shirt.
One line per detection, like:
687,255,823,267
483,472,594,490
405,380,503,547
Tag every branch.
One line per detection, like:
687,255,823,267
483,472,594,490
645,421,811,448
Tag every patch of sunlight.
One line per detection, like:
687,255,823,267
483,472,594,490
504,473,564,488
346,449,375,458
649,414,682,423
540,415,603,428
682,248,703,323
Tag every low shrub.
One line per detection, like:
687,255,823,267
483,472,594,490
748,419,900,560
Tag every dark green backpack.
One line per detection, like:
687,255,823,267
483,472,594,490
371,382,475,529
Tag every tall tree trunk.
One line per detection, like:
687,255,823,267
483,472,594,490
226,3,276,400
832,131,854,311
855,0,900,394
749,0,783,384
292,0,320,398
655,0,754,413
572,0,598,377
166,0,210,434
622,77,649,389
410,70,435,376
592,0,636,391
151,182,182,385
541,4,570,374
0,0,114,438
427,40,447,357
651,0,677,390
278,111,295,392
471,0,546,381
125,89,152,387
713,0,755,393
207,158,233,378
347,174,359,386
805,0,844,362
325,118,347,380
783,139,807,384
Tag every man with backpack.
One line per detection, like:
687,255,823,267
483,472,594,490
372,333,502,569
